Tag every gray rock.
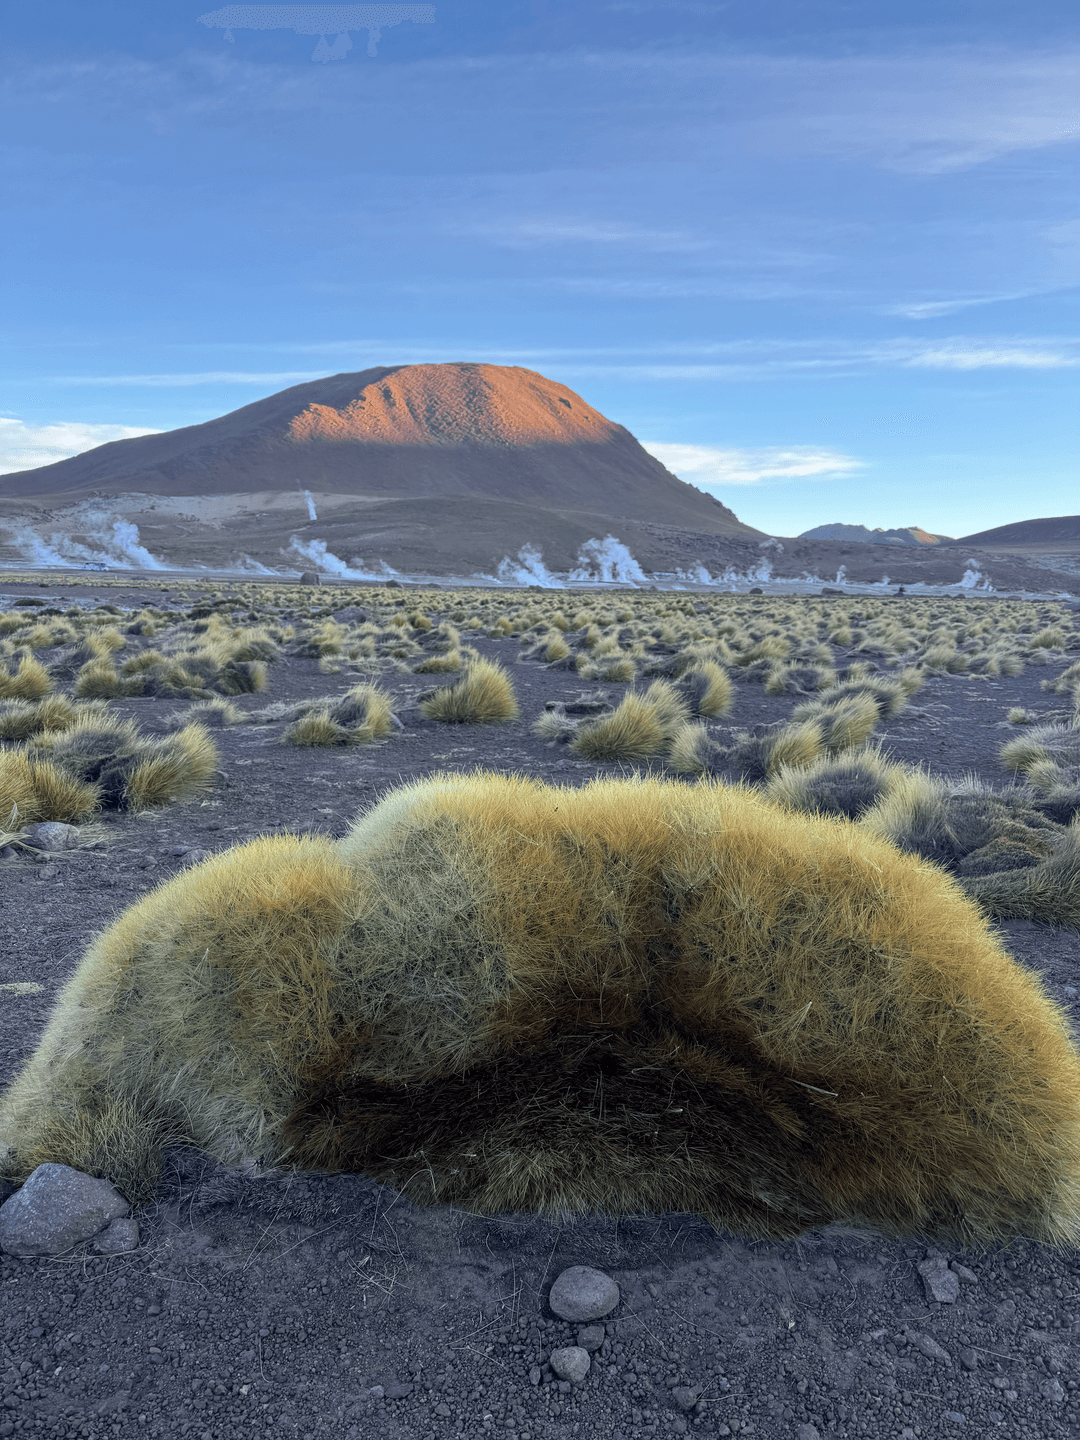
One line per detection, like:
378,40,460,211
548,1265,620,1321
918,1256,960,1303
1038,1377,1066,1404
671,1384,704,1411
910,1330,953,1364
795,1425,822,1440
575,1323,606,1351
22,821,80,852
298,571,322,585
92,1217,140,1254
0,1163,129,1256
950,1261,979,1285
548,1346,591,1383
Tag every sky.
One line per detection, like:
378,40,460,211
2,0,1078,540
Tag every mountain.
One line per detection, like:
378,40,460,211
0,364,755,534
798,523,952,546
949,516,1080,546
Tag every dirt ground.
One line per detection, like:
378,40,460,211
2,577,1080,1440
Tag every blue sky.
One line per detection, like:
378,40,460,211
2,1,1077,539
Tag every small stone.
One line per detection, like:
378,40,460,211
794,1425,821,1440
548,1265,620,1321
1038,1378,1066,1404
958,1347,979,1371
22,821,80,852
671,1385,704,1411
548,1347,590,1384
910,1331,952,1364
918,1256,960,1303
382,1383,414,1400
576,1323,606,1351
950,1262,979,1285
92,1217,139,1254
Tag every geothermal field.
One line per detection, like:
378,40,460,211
2,571,1080,1440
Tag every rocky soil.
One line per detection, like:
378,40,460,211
2,576,1080,1440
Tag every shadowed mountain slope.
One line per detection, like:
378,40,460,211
0,364,758,539
950,516,1080,546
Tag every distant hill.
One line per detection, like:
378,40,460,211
0,363,766,577
798,523,953,546
0,363,759,539
948,516,1080,546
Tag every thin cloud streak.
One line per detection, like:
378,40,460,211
34,337,1080,389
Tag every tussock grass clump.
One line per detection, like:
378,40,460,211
0,657,54,701
0,694,79,741
284,713,354,747
73,659,145,699
172,698,245,728
1001,724,1080,782
724,719,824,783
29,713,219,811
0,751,101,826
413,650,463,673
665,722,717,775
764,747,900,821
570,682,689,763
961,824,1080,931
284,683,396,747
5,771,1080,1249
682,661,734,718
420,660,519,724
124,726,219,811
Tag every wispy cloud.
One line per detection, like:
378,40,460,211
460,219,713,252
33,337,1080,390
54,371,330,387
0,418,161,474
641,442,866,488
882,294,1044,319
898,343,1080,370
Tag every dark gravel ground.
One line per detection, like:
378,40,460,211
2,580,1080,1440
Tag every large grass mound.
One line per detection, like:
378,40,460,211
2,771,1079,1252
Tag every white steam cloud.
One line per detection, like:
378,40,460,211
287,536,400,580
496,544,563,587
6,515,167,570
303,490,318,520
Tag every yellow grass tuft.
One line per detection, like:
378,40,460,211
284,713,353,747
73,659,144,699
684,660,734,718
420,660,519,724
0,694,78,741
665,721,716,775
123,725,219,810
6,771,1080,1249
0,751,100,825
0,657,54,701
413,649,463,673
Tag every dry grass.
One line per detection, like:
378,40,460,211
4,771,1080,1251
420,660,519,724
0,657,54,701
0,751,101,825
